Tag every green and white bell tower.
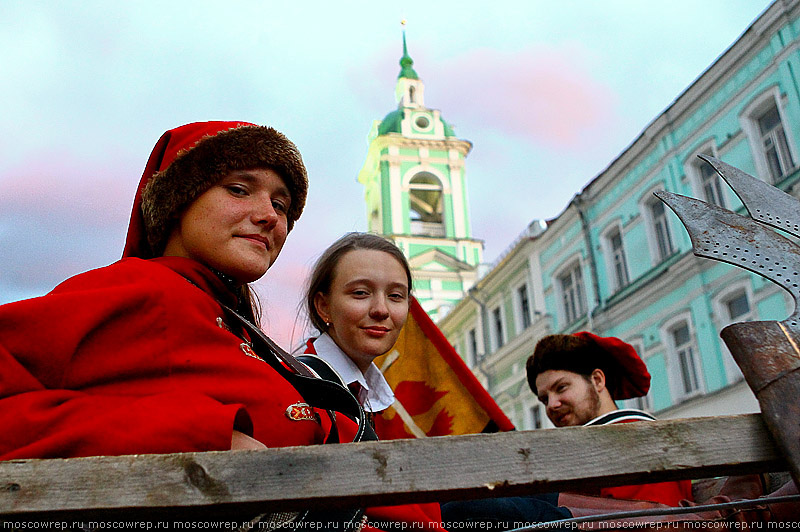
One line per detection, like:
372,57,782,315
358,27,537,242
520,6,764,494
357,30,484,322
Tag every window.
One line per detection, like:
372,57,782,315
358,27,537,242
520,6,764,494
558,263,587,324
742,90,796,184
725,291,751,321
699,156,727,208
530,405,543,430
758,105,795,183
714,284,754,383
686,144,727,208
631,394,651,412
516,284,532,330
674,324,700,396
467,328,479,366
605,227,630,291
414,114,431,130
665,320,702,399
649,199,675,262
408,173,445,236
624,393,651,412
491,307,505,350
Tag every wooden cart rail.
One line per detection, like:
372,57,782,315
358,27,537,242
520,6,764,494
0,414,785,521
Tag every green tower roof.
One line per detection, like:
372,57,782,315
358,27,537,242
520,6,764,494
442,118,457,137
376,27,458,138
376,109,458,138
378,109,403,135
399,31,419,80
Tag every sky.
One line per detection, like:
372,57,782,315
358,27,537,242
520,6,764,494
0,0,776,349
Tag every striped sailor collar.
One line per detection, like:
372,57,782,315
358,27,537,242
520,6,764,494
584,408,656,427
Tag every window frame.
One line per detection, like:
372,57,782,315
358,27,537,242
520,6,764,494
640,186,677,265
529,404,544,430
513,281,533,332
489,303,506,352
602,222,630,292
465,327,480,366
684,142,728,209
712,281,756,384
555,259,588,326
408,172,445,236
661,313,704,402
740,87,797,184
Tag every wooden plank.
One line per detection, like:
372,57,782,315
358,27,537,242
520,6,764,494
0,414,786,520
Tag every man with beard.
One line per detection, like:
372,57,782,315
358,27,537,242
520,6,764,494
526,332,693,506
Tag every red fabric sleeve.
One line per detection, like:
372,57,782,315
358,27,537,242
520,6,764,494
597,417,693,506
0,388,246,459
367,503,444,531
0,266,247,459
601,479,694,506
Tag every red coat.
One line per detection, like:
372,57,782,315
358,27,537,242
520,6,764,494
587,410,693,506
0,256,327,459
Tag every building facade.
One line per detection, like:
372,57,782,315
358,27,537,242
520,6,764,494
357,33,484,322
439,0,800,429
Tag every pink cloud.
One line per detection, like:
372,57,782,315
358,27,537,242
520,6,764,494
0,153,134,228
0,153,137,293
434,45,617,148
255,257,313,351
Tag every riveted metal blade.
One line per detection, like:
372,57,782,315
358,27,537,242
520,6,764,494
698,154,800,239
656,185,800,486
654,190,800,326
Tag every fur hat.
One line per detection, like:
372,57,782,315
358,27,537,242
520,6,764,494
123,121,308,259
526,332,650,400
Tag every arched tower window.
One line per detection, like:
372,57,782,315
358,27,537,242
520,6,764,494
409,85,416,104
409,172,444,236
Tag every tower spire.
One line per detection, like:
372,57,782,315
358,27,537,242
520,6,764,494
399,20,419,80
359,21,481,321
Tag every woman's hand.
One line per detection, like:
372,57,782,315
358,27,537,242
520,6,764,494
231,430,267,450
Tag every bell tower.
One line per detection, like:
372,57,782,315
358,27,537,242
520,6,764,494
357,27,483,321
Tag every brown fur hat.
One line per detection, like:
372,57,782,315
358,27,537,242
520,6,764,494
129,121,308,258
526,332,650,400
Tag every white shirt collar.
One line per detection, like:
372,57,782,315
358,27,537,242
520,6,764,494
311,333,395,413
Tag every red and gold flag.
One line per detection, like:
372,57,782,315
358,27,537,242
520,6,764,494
373,297,515,439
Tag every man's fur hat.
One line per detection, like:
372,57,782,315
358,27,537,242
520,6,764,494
526,332,650,400
123,121,308,259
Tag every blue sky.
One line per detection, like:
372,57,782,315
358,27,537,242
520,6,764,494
0,1,775,347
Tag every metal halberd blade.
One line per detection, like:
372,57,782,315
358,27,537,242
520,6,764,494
654,190,800,327
699,154,800,239
656,161,800,486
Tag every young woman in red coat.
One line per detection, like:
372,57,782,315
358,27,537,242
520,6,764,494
0,121,322,459
0,123,449,530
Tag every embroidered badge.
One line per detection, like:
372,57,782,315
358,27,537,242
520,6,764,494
285,403,316,422
240,342,261,361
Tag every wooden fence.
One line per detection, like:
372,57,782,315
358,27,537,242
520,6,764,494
0,414,787,521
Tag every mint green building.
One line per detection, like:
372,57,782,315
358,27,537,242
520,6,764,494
357,33,483,322
439,0,798,429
